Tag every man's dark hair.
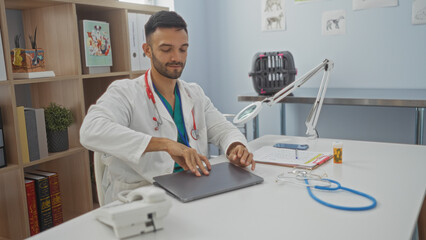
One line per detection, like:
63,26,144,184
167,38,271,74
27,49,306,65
145,11,187,43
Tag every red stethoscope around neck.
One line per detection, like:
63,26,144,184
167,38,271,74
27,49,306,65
144,69,199,140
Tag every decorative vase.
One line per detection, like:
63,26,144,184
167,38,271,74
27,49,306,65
47,129,69,153
10,48,45,73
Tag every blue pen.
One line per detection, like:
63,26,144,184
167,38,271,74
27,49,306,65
295,149,298,159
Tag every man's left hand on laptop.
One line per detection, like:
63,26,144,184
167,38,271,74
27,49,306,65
227,143,256,171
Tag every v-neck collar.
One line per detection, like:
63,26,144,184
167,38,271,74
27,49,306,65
154,85,178,118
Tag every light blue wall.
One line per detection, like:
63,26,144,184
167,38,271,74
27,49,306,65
175,0,426,144
174,0,209,90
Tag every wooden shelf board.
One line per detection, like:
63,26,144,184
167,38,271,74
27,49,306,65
0,164,19,174
5,0,60,10
6,0,167,13
82,71,130,79
23,147,86,167
12,75,80,85
130,70,147,75
0,81,10,86
76,1,167,13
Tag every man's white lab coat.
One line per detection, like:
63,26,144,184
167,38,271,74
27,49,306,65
80,72,247,203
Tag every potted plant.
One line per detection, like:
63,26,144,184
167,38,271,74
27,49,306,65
10,27,46,73
44,103,73,152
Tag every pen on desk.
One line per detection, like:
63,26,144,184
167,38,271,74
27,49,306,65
315,155,330,165
295,149,298,159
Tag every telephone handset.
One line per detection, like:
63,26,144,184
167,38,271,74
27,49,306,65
95,186,172,239
117,186,166,203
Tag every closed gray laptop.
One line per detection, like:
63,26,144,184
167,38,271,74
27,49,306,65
153,162,264,203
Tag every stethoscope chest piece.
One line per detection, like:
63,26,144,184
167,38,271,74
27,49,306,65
191,129,199,140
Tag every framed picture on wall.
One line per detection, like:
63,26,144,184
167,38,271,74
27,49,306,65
81,20,113,68
322,10,346,36
412,0,426,25
261,0,286,32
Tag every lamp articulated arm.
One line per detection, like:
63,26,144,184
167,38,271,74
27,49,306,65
304,59,333,138
234,59,333,138
267,59,333,138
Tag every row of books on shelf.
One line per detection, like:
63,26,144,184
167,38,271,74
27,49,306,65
25,169,63,235
17,106,49,164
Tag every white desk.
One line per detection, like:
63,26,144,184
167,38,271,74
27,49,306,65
29,135,426,240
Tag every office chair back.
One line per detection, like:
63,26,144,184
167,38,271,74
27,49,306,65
208,114,248,158
93,152,106,206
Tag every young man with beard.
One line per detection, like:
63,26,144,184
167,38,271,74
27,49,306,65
80,11,255,204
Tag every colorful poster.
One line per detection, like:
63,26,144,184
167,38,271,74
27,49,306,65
82,20,113,67
262,0,286,31
353,0,398,10
322,10,346,36
413,0,426,24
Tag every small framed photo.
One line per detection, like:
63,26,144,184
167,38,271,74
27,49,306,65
82,20,113,67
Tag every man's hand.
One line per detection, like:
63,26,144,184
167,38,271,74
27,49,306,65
226,142,256,171
165,140,211,177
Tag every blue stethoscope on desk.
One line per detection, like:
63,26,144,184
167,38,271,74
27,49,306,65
276,170,377,211
144,69,199,141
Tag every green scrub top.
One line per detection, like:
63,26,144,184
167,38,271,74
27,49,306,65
154,85,187,173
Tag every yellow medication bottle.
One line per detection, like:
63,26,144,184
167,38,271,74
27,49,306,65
333,142,343,164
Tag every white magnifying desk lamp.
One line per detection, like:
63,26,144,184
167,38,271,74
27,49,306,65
234,59,334,139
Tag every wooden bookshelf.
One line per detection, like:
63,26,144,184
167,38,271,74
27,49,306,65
0,0,166,239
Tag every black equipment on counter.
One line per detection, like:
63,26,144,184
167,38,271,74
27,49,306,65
249,51,297,95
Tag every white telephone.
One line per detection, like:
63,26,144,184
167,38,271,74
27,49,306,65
95,186,172,239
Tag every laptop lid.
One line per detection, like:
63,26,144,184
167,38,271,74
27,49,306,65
153,162,264,203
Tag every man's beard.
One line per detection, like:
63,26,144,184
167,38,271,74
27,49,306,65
151,52,186,79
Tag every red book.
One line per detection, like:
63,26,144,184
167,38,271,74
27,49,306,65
26,170,63,226
25,173,53,231
25,179,40,235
